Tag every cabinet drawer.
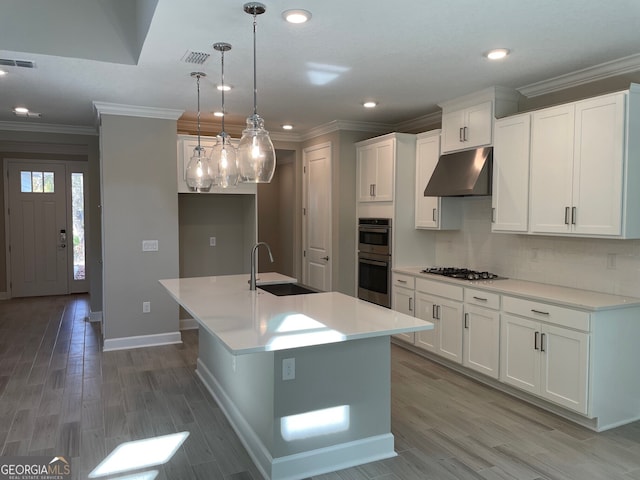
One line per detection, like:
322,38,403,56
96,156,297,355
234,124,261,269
502,296,590,331
393,273,415,289
465,288,500,310
416,278,463,301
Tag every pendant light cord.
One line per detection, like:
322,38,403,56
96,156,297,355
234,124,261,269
252,12,258,117
196,73,202,152
221,50,226,141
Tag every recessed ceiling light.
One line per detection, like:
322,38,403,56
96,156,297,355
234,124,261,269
485,48,510,60
282,124,293,130
0,69,7,76
14,107,29,114
282,9,312,24
363,101,377,108
217,84,231,91
213,111,224,117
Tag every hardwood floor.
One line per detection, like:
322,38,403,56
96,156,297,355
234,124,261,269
1,294,639,479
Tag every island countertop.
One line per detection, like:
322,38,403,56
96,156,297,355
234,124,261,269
160,273,433,355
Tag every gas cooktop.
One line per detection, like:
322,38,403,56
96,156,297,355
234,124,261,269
421,267,504,281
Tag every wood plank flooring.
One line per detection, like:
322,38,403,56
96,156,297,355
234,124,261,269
1,295,639,479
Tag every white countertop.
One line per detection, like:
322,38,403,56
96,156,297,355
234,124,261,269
160,273,433,354
394,266,640,311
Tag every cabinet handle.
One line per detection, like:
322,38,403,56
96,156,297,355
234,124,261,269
541,333,546,352
432,304,437,319
473,296,488,302
572,207,577,225
397,279,407,284
564,207,570,225
432,208,437,222
464,313,469,329
492,207,496,223
409,297,413,312
463,126,468,141
531,309,550,316
534,331,540,350
459,127,464,142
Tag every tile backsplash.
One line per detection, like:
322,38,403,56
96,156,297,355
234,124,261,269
434,197,640,297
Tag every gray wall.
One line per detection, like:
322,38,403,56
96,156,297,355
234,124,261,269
179,193,256,277
99,114,179,340
257,150,296,277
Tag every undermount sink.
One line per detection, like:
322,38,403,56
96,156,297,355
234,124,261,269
258,283,321,296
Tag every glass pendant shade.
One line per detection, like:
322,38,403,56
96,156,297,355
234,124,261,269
212,133,239,188
239,2,275,183
238,114,276,183
185,146,213,192
185,71,214,192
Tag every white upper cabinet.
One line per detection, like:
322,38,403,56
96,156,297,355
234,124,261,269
492,113,531,232
176,134,256,194
529,92,629,236
438,87,519,154
357,138,394,202
441,101,493,153
415,130,461,230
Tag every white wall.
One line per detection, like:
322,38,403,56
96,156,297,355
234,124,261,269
100,114,179,341
434,197,640,297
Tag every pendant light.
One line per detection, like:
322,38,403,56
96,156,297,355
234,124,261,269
238,2,276,183
211,42,239,188
185,72,214,192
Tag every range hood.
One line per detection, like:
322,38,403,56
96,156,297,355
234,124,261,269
424,147,492,197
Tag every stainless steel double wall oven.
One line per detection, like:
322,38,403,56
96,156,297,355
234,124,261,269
357,218,391,308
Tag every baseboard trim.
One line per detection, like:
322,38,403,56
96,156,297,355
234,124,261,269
179,318,199,330
88,310,103,323
196,359,396,480
103,331,182,352
0,291,8,300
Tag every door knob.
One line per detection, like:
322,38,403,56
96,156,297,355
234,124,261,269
321,256,329,261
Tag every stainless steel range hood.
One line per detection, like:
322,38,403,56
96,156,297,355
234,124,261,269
423,147,492,197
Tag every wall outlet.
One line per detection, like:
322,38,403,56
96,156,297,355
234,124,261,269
607,253,617,270
142,240,158,252
209,236,216,247
142,301,151,313
282,358,295,381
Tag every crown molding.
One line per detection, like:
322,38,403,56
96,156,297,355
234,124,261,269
518,53,640,98
300,120,394,141
394,111,441,132
0,120,97,136
0,140,89,155
93,102,184,121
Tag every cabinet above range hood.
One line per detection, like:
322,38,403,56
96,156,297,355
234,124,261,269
424,146,492,197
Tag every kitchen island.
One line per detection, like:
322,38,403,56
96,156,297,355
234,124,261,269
160,273,433,480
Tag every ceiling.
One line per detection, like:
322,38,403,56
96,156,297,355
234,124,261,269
2,0,640,137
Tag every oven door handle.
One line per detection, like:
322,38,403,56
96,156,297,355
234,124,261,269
359,258,389,267
359,227,390,233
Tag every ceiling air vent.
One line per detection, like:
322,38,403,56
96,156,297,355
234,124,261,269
0,58,35,68
181,50,210,65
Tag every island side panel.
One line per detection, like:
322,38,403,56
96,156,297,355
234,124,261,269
196,328,276,455
272,336,394,460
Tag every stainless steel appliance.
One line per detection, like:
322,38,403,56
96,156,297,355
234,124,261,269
358,218,391,307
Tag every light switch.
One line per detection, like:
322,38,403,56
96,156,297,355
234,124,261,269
210,237,216,247
142,240,158,252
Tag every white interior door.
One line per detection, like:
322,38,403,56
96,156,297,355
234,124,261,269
8,162,69,297
303,143,332,291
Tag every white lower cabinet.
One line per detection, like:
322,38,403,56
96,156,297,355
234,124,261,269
414,279,463,363
500,298,589,414
391,273,415,343
463,289,500,379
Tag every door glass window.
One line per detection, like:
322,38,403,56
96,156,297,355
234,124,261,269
71,172,85,280
20,170,55,193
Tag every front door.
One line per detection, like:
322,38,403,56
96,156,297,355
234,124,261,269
8,162,69,297
303,143,332,291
